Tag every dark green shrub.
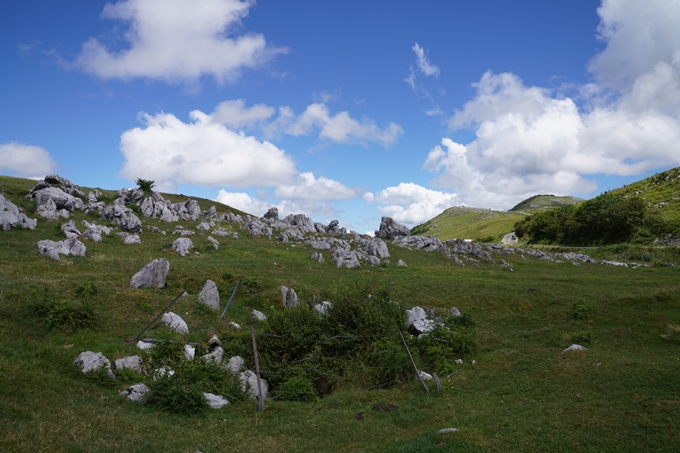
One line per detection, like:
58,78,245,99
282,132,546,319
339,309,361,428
75,282,98,298
275,374,318,402
135,178,155,194
147,374,208,416
570,299,593,320
26,299,99,333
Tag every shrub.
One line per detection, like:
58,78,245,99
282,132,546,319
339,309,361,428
275,374,318,402
135,178,155,194
147,374,208,416
570,299,593,320
25,298,99,333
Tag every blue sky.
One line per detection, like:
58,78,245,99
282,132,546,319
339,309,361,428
2,0,680,234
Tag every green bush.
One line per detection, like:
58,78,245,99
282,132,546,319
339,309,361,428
135,178,155,194
275,374,318,402
147,374,208,416
25,298,99,333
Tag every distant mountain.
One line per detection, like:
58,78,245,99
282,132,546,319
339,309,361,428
509,194,583,212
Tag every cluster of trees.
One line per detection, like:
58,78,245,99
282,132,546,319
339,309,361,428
513,192,676,245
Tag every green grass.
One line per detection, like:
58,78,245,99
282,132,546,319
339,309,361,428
610,167,680,222
411,207,525,242
1,176,680,452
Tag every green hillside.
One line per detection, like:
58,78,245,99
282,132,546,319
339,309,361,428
610,166,680,222
1,175,680,452
509,194,583,212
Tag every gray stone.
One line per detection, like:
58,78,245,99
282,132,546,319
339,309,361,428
437,428,459,434
172,237,194,256
196,221,211,231
206,236,219,250
397,259,407,267
36,240,62,260
74,351,114,378
263,207,279,220
313,301,332,315
203,393,229,409
202,346,224,364
280,286,299,307
375,216,410,239
198,279,220,310
212,228,230,237
184,345,195,361
252,309,267,321
502,233,518,245
130,258,169,288
367,256,380,266
124,234,141,245
278,232,289,243
561,344,587,355
448,307,462,317
33,186,79,210
161,312,189,334
222,356,244,374
119,383,150,403
114,355,143,373
419,371,433,381
310,252,325,262
364,237,390,258
239,370,270,400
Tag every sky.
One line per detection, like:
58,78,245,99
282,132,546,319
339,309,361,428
2,0,680,234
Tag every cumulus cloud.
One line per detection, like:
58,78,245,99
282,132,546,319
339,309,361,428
74,0,286,82
412,43,440,77
275,172,357,201
118,109,296,191
0,142,57,177
211,99,276,129
432,0,680,209
275,103,403,146
215,189,338,218
365,183,459,225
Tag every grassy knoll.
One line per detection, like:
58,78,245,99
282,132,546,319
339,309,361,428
411,207,525,242
1,176,680,452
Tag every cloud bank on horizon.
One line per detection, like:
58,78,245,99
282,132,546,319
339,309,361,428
4,0,680,230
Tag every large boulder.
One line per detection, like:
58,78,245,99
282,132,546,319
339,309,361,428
161,312,189,334
280,286,299,307
100,204,143,233
119,383,150,403
36,238,86,260
33,187,79,211
203,393,229,409
375,217,410,240
129,258,170,288
198,279,220,310
114,355,143,373
239,370,270,400
263,207,279,220
0,194,37,230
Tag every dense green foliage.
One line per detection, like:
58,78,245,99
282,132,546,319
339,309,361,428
514,192,649,245
135,178,156,194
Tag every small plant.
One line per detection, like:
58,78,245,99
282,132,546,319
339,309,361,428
26,299,99,333
135,178,156,194
571,331,592,345
661,323,680,344
75,282,98,298
275,374,318,402
569,299,593,320
147,374,208,416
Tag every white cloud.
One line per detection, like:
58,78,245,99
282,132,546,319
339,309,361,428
118,109,296,191
74,0,286,82
211,99,275,129
215,189,338,218
278,103,403,146
275,172,357,201
412,43,440,77
432,0,680,209
0,142,57,177
367,183,459,225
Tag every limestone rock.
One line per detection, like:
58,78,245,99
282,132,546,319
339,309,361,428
114,355,143,373
263,207,279,220
397,259,407,267
252,309,267,321
161,312,189,334
74,351,114,378
561,344,587,355
184,345,195,361
123,234,141,245
198,279,220,310
196,221,211,231
239,370,270,400
375,216,410,239
367,256,380,266
130,258,169,288
419,371,433,381
202,346,224,364
437,428,459,434
33,186,79,211
222,356,244,374
448,307,462,317
313,301,332,316
36,240,62,260
119,383,150,403
206,236,219,250
310,252,325,262
280,286,299,307
172,237,194,256
203,393,229,409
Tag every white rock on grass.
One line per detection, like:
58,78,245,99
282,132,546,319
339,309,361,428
123,234,141,245
280,286,300,307
419,371,433,381
198,279,220,310
228,321,242,329
313,301,332,316
252,309,267,321
240,370,270,400
36,238,87,261
202,346,224,364
206,236,219,250
184,345,195,361
130,258,169,289
114,355,143,373
172,237,194,256
437,428,459,434
397,259,407,267
161,312,189,334
153,366,174,380
203,393,229,409
74,351,114,378
222,356,244,374
136,340,155,351
561,344,587,355
119,384,150,403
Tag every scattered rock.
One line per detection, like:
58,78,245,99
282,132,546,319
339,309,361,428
222,356,244,374
239,370,270,400
198,279,220,310
136,340,155,351
114,355,143,373
419,371,433,381
74,351,114,378
310,252,325,262
375,217,410,239
437,428,459,434
561,344,587,355
161,312,189,334
280,286,299,307
130,258,170,288
172,237,194,256
203,393,229,409
206,236,219,250
397,259,407,267
36,238,87,261
263,207,279,220
119,383,150,403
313,301,332,316
123,234,141,245
252,309,267,321
449,307,462,317
196,221,211,231
184,345,195,361
61,220,81,238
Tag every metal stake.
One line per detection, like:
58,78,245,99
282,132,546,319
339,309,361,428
220,279,242,320
397,328,429,393
251,326,264,412
433,372,442,392
134,291,184,342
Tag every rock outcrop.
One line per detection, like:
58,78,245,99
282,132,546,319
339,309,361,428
129,258,170,288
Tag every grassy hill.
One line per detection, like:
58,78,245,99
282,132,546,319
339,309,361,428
610,166,680,222
411,196,582,242
1,175,680,452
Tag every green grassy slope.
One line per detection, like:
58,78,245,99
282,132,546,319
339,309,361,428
610,166,680,222
509,194,584,212
1,175,680,452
